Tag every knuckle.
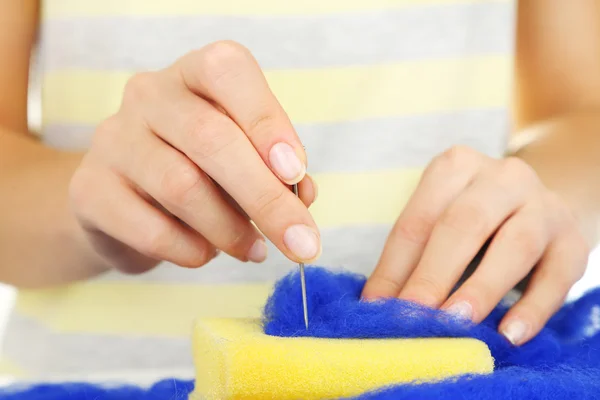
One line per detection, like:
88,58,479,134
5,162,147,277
518,302,545,329
189,131,238,161
440,202,491,237
435,145,479,170
92,115,122,150
138,225,172,260
186,248,215,268
68,167,96,217
160,162,205,208
545,192,567,215
425,145,480,180
564,232,590,282
123,71,160,105
573,233,591,265
573,265,587,283
96,114,122,136
254,188,287,219
505,225,545,261
408,275,446,305
553,268,578,293
196,40,249,80
533,265,572,297
247,111,278,136
499,156,538,183
393,214,435,245
371,273,403,294
545,193,579,231
462,278,496,306
224,229,250,255
185,114,238,161
202,40,249,63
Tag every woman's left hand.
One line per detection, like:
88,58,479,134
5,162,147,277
362,145,590,345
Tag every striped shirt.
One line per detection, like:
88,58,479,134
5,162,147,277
1,0,515,379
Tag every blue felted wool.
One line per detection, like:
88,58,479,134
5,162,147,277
264,266,600,399
0,378,194,399
3,266,600,399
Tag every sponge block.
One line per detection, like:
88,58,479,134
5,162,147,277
190,318,494,400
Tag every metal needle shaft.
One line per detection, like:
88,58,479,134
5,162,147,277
299,263,308,329
292,183,309,329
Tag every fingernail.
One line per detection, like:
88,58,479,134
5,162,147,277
269,143,305,183
360,295,381,303
283,224,320,261
246,239,267,263
502,319,529,345
445,301,473,320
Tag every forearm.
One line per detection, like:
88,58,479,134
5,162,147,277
510,109,600,247
0,128,110,287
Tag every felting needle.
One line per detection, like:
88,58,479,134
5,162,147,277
292,182,309,330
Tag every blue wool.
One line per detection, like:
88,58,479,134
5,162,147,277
264,266,600,399
0,378,194,399
4,266,600,399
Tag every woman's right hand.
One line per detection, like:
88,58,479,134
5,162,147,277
68,41,320,274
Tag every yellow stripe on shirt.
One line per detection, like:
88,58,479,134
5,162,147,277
16,282,272,336
42,55,510,126
43,0,509,18
310,168,423,227
0,358,25,378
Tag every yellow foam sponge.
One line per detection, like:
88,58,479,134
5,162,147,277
190,318,494,400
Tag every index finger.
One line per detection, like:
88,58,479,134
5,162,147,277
175,41,307,185
136,77,321,264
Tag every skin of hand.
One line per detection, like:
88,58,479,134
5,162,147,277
362,145,589,346
68,41,321,274
362,0,600,346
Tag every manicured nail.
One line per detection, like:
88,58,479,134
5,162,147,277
445,301,473,320
502,319,529,345
246,239,267,263
269,142,305,184
283,224,320,261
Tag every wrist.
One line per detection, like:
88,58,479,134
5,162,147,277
1,133,112,286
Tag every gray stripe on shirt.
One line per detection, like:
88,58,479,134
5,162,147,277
40,2,515,71
3,313,195,376
43,108,508,172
